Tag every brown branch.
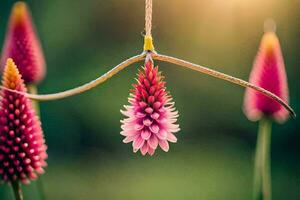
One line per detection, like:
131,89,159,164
0,52,295,118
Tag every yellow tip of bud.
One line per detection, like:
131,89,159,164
5,58,19,75
143,36,155,52
6,58,16,71
6,58,14,65
262,32,279,52
2,58,23,90
12,1,28,23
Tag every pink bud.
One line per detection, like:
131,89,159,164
243,32,289,123
1,2,46,84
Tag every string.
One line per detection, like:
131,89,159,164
145,0,152,37
144,0,155,51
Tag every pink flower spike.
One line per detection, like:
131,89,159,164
1,2,46,84
121,60,180,156
0,59,47,184
243,31,289,123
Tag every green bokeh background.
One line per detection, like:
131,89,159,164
0,0,299,199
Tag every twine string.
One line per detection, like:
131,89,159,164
145,0,152,37
144,0,155,51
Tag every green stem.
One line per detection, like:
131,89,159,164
11,181,23,200
253,118,272,200
36,177,46,200
27,84,40,115
27,84,46,200
253,124,263,200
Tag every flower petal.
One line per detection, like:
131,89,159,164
132,136,144,150
148,147,155,156
141,130,151,140
159,140,169,152
156,129,167,140
140,144,149,156
149,124,159,134
147,135,158,149
167,132,177,143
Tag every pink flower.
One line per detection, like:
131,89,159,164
1,2,46,84
121,60,180,156
243,31,289,123
0,59,47,184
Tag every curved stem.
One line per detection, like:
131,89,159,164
27,84,40,114
0,52,295,118
1,53,145,101
152,53,296,118
11,181,23,200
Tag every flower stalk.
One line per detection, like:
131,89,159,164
254,118,272,200
244,26,287,200
11,181,23,200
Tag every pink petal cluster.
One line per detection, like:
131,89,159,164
121,60,180,155
1,2,46,84
243,32,289,123
0,59,47,184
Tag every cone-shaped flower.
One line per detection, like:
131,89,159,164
243,31,289,123
121,60,180,156
0,59,47,184
1,2,46,84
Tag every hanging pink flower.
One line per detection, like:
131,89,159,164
121,59,180,156
0,59,47,184
1,2,46,84
243,31,289,123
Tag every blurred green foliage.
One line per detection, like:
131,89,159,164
0,0,299,199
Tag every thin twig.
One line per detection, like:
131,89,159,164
0,52,295,117
0,53,145,101
152,53,296,118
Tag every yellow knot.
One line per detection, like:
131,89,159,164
143,36,155,52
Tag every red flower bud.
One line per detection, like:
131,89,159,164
1,2,46,84
0,59,47,184
244,32,289,123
